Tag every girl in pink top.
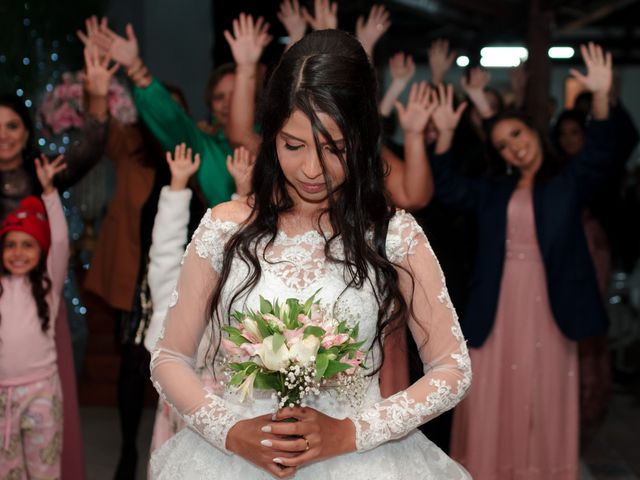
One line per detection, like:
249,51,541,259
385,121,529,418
0,154,69,479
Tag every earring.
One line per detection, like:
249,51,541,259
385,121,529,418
506,163,513,175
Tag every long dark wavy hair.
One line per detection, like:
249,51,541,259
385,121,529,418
206,30,414,374
0,246,52,332
485,110,564,182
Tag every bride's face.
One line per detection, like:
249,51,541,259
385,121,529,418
276,109,346,207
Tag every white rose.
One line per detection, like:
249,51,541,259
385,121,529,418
289,335,321,366
257,336,290,371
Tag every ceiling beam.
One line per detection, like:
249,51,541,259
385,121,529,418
559,0,640,34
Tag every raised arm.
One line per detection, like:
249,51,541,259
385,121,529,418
35,154,70,314
356,4,391,59
429,84,485,211
384,81,437,211
302,0,337,31
428,39,456,86
459,67,494,120
144,143,200,353
224,13,271,154
54,43,117,190
379,52,415,118
278,0,307,50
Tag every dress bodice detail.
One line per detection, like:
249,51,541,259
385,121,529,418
150,207,471,454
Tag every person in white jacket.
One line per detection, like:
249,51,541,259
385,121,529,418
144,143,254,453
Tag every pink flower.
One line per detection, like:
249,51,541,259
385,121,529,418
283,327,305,344
221,338,243,357
297,314,311,325
342,350,364,375
321,333,350,349
240,342,260,357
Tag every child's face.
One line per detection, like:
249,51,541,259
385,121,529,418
3,231,41,275
276,109,346,209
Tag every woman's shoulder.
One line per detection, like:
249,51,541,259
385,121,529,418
209,198,253,226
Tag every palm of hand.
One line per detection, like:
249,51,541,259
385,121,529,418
582,67,612,93
400,105,430,133
110,36,138,67
282,14,306,39
432,107,456,132
231,38,263,65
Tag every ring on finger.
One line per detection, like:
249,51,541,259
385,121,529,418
304,437,310,451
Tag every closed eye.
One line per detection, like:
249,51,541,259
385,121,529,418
284,143,304,151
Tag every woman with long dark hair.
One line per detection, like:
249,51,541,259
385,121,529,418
148,30,471,479
428,43,614,479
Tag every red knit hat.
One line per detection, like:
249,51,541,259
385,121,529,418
0,196,51,253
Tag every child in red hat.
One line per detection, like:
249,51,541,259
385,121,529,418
0,155,69,479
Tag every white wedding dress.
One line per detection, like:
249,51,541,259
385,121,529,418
149,207,472,479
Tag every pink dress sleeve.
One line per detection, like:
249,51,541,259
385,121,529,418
350,211,472,451
150,209,242,454
42,190,70,321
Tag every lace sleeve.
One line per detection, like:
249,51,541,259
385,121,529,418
150,208,241,453
351,211,472,452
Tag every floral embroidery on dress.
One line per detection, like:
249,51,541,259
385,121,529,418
150,209,472,456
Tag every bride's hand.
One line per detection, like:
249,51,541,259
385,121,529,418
225,414,299,478
266,406,357,468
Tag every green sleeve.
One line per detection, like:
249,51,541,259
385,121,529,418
134,79,235,206
133,78,205,153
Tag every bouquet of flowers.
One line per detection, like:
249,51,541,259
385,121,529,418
38,71,137,135
222,292,367,408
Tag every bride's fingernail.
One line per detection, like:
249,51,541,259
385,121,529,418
260,439,273,447
261,425,272,433
273,458,284,465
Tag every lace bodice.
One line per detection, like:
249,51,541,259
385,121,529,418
150,206,471,455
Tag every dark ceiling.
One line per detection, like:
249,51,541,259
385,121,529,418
212,0,640,66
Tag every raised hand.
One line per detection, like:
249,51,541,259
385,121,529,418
389,52,415,85
428,39,456,85
78,16,139,68
460,67,490,97
277,0,307,45
302,0,338,31
432,84,467,135
395,81,437,135
226,146,256,197
223,13,272,67
356,4,391,57
83,45,119,98
166,143,201,192
35,154,66,195
569,42,612,95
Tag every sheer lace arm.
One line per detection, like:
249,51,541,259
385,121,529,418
150,208,241,453
350,211,471,452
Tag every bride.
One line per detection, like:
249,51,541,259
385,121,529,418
149,29,471,479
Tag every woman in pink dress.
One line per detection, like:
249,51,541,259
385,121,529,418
429,43,614,479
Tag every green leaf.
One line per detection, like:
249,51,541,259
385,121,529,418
229,371,247,386
304,326,325,338
315,352,329,379
231,311,244,323
336,320,348,334
253,371,282,390
272,333,285,352
254,314,273,339
350,323,359,339
259,296,273,314
302,288,321,314
221,326,250,345
324,360,352,378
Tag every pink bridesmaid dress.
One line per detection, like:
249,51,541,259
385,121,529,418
451,187,579,480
